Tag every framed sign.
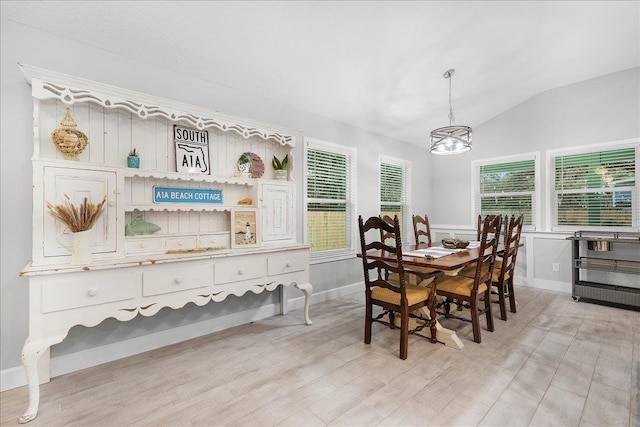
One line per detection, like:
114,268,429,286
153,186,222,204
231,208,259,248
174,125,210,174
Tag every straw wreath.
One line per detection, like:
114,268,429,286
46,194,108,232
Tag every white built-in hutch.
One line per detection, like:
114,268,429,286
17,64,312,423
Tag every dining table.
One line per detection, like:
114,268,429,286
360,241,506,350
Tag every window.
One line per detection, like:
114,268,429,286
551,142,638,230
304,138,357,262
379,156,411,238
473,153,538,230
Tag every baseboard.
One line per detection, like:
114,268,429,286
514,274,571,294
0,281,364,392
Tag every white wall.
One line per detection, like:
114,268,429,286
0,19,432,388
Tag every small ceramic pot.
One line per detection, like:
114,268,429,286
274,170,288,180
127,156,140,168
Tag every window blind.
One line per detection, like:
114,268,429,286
306,146,354,254
380,158,411,238
553,147,636,228
477,158,536,227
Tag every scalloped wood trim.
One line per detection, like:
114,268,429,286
19,63,296,147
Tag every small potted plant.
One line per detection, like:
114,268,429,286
272,154,289,180
127,148,140,168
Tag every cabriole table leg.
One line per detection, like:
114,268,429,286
294,282,313,325
19,333,67,423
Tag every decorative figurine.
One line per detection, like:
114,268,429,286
125,215,161,236
51,108,88,160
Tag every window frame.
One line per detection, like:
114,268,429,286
471,152,540,231
379,155,412,240
303,137,358,264
546,139,639,232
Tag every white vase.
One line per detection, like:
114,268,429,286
274,170,288,180
71,230,93,265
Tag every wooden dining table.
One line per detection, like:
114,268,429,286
359,242,505,350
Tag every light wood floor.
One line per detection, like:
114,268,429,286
1,286,639,427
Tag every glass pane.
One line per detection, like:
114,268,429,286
555,148,635,191
557,191,632,226
480,195,533,225
380,163,403,203
480,160,535,193
307,149,347,200
307,202,347,252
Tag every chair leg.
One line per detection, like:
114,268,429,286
508,277,517,313
365,298,372,345
389,312,396,329
469,297,481,344
400,306,409,360
485,288,494,333
496,281,507,321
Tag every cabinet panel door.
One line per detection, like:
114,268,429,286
43,167,117,257
261,182,294,243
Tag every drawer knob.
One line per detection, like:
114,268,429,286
174,277,183,284
178,241,184,246
238,269,244,275
286,262,292,268
139,243,145,248
108,201,115,207
87,288,98,297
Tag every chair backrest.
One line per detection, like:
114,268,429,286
476,214,504,242
359,215,407,297
412,214,432,245
496,214,524,282
471,215,503,290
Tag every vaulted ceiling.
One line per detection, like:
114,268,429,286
2,1,638,146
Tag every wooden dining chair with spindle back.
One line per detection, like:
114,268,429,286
381,215,441,287
412,214,432,246
435,215,502,343
358,215,434,359
461,214,523,320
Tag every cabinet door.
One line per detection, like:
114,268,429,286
42,166,117,258
260,182,294,243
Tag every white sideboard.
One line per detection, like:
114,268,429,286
18,64,312,423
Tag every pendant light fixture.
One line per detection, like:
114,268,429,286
430,69,472,155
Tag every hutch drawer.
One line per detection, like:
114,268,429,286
142,263,212,296
41,272,138,313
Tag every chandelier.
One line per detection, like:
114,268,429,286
430,69,472,155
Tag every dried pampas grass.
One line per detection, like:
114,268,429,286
46,194,107,232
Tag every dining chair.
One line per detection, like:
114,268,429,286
461,214,523,320
476,214,503,242
381,215,441,287
435,215,502,343
412,214,432,245
358,215,435,359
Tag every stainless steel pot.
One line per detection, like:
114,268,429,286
587,240,612,251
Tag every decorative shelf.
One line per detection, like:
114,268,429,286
126,204,253,212
124,169,256,186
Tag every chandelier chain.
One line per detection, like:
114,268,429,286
448,74,455,125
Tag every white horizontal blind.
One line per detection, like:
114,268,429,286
476,156,536,229
380,156,411,240
305,140,356,258
553,146,637,228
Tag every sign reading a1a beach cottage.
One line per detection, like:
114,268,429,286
174,125,210,174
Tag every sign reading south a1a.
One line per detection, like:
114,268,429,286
174,125,210,174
